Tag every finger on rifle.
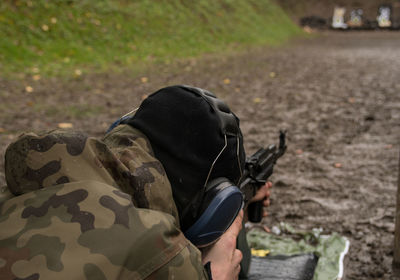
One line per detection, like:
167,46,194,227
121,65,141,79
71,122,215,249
233,249,243,267
234,248,243,264
235,265,241,279
250,184,270,202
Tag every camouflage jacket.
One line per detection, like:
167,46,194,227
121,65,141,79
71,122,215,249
0,125,209,280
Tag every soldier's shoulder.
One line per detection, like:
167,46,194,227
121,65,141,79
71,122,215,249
0,180,189,279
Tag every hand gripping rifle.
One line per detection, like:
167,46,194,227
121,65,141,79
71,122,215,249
239,131,287,223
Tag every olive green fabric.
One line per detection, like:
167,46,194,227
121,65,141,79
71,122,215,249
0,125,208,280
247,227,349,280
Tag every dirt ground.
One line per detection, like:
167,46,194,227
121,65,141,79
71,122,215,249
1,31,399,279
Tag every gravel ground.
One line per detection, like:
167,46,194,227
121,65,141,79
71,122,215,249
1,31,399,279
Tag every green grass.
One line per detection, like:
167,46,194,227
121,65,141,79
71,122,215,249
0,0,301,78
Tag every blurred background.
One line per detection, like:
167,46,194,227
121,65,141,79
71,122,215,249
1,1,399,279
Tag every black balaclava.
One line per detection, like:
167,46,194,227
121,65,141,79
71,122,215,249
123,85,245,231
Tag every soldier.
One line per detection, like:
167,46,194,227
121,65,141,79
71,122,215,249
0,85,271,279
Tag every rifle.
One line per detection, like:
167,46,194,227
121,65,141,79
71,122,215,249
239,131,287,223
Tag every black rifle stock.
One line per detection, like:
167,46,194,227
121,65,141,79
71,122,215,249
239,131,287,223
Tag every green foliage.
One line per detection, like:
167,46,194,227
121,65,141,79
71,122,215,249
0,0,301,77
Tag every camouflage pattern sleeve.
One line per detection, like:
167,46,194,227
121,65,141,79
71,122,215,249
1,129,209,279
5,126,179,223
0,180,208,280
147,244,210,280
0,185,14,204
5,129,117,195
102,124,179,225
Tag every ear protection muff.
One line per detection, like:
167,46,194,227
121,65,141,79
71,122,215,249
184,178,244,247
176,85,244,247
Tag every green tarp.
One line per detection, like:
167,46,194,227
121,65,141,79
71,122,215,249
247,223,350,280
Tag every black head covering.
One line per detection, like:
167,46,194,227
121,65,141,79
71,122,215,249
123,85,245,231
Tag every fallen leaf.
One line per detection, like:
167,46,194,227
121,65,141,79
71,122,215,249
64,57,70,63
74,69,82,76
263,225,271,233
25,86,33,93
101,122,108,129
0,128,5,133
303,26,313,33
269,72,276,78
253,97,261,103
92,19,101,26
140,77,148,83
26,101,34,107
33,74,41,81
41,24,49,31
348,97,356,103
251,248,270,257
334,163,342,168
58,123,73,129
295,149,303,155
32,67,40,73
51,17,57,24
235,87,241,93
223,78,231,84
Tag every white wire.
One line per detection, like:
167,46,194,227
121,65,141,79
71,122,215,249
204,134,227,187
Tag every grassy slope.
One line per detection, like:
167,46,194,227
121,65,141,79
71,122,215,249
0,0,301,78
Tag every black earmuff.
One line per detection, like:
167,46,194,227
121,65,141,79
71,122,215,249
184,178,243,247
